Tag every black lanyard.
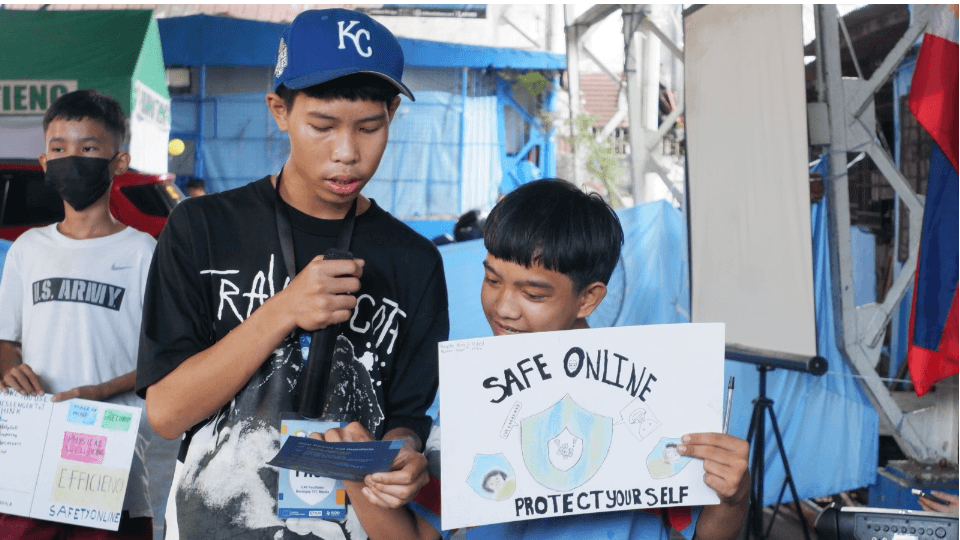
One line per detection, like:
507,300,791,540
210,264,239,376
273,168,357,278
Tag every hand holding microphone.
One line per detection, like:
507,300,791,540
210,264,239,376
299,248,362,418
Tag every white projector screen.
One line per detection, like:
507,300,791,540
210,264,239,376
684,5,817,358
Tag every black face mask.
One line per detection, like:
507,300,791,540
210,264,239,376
44,155,116,211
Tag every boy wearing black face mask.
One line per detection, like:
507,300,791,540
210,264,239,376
0,89,155,538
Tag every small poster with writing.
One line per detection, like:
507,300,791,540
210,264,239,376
0,390,141,531
438,323,724,530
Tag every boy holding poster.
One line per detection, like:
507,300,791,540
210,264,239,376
376,179,748,539
0,90,155,538
135,8,447,540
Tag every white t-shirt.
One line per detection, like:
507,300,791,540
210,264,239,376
0,223,157,518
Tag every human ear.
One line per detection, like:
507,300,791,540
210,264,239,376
38,153,47,172
266,92,290,132
110,151,131,177
576,282,607,320
386,96,401,123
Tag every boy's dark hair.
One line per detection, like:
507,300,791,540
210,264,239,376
42,89,127,152
484,179,624,293
275,73,401,111
482,470,508,492
185,177,206,190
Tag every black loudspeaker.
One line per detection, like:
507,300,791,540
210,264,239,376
814,504,958,540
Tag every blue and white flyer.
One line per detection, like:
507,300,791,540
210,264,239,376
269,424,403,484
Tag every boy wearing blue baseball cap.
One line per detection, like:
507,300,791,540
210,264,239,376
136,8,448,539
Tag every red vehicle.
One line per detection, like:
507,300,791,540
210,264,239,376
0,160,183,241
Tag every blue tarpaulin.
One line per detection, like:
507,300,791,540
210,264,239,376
158,14,565,70
433,195,878,503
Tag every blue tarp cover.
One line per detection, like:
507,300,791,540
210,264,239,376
158,14,565,70
434,197,878,503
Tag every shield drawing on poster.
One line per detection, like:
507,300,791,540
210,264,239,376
520,394,612,491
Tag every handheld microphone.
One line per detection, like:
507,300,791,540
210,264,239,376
298,248,355,419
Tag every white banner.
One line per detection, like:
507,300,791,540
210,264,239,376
439,323,724,530
128,80,170,174
0,80,77,116
685,5,817,358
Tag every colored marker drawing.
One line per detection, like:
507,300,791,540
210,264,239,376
548,428,582,472
619,399,662,442
646,437,692,479
520,394,612,491
467,454,516,501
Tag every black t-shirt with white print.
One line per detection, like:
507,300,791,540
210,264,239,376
136,176,449,539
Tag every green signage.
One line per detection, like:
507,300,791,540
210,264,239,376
0,80,78,115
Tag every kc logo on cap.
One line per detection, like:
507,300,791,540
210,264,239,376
338,21,373,58
272,8,414,101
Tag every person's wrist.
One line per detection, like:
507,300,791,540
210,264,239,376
384,428,421,451
260,289,298,336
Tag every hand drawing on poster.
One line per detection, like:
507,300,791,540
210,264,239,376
468,394,690,496
620,399,662,441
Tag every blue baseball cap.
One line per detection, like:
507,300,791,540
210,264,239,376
273,8,414,101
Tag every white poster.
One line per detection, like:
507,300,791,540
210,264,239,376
128,80,170,174
0,390,142,531
439,323,724,530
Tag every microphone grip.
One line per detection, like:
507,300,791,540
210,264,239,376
299,327,340,419
298,248,355,419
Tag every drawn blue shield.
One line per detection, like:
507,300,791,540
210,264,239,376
467,454,517,501
520,394,612,491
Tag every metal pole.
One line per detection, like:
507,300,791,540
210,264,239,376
623,4,646,203
194,65,206,179
820,8,856,345
564,5,583,187
459,67,467,214
545,4,556,52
